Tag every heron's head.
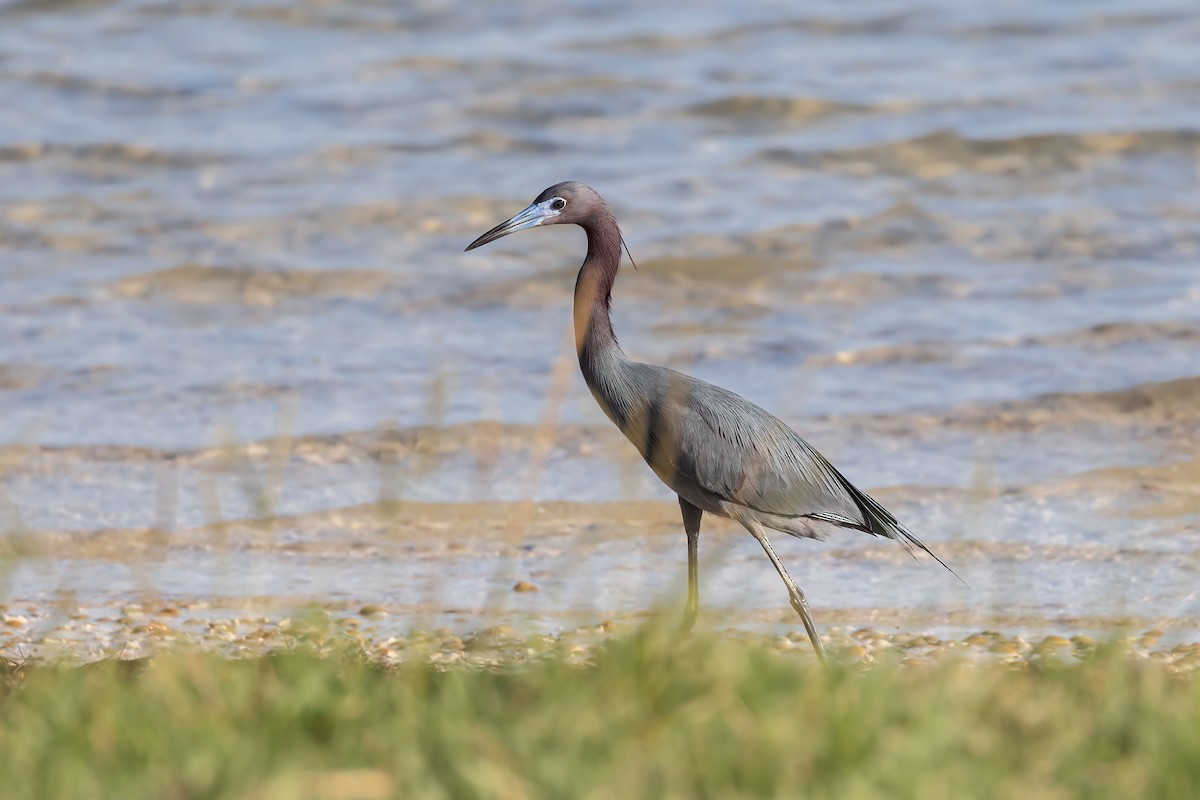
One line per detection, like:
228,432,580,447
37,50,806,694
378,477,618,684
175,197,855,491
464,182,606,251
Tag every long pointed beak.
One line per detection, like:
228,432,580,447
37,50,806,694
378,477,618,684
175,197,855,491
464,200,558,251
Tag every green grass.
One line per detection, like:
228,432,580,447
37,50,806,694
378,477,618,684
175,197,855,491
2,628,1198,799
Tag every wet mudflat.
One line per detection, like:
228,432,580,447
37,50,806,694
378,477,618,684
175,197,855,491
2,0,1199,658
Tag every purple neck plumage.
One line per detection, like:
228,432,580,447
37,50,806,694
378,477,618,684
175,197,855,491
573,204,625,370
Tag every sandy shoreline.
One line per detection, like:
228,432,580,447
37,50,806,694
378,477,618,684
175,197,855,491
3,596,1198,674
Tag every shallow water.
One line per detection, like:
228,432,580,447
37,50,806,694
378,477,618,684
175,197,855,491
2,0,1199,640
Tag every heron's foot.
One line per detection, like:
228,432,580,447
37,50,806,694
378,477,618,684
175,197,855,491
678,603,698,634
788,594,829,666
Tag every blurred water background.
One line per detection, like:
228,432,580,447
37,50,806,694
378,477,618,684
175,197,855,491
2,0,1199,646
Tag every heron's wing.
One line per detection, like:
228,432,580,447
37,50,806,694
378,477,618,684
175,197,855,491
664,372,943,557
618,366,958,577
668,376,863,522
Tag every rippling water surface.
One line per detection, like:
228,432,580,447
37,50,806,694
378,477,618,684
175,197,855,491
2,0,1199,641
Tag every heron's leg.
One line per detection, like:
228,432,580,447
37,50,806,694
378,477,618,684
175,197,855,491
743,519,828,665
678,497,703,633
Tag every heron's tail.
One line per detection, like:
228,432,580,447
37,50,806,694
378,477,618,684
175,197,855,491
811,469,969,588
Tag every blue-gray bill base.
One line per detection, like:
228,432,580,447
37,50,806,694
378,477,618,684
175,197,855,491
466,182,961,664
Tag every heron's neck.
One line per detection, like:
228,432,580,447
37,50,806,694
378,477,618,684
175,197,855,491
573,210,626,374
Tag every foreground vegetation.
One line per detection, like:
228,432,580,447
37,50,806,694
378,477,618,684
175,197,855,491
1,627,1198,799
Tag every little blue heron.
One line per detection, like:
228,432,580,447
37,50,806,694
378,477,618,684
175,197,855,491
466,182,956,663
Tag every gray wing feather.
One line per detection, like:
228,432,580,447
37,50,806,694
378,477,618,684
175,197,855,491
673,377,862,520
603,362,959,580
656,368,947,560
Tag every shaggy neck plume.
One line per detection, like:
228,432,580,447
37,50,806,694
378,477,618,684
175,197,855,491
573,205,625,371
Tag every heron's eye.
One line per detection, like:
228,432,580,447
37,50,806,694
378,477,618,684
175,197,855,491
550,198,566,211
